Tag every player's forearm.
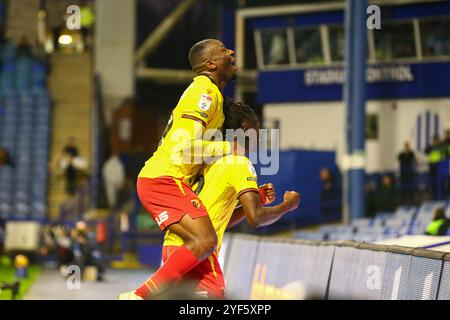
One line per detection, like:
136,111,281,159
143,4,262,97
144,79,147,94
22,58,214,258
253,203,289,228
227,206,246,229
178,117,231,158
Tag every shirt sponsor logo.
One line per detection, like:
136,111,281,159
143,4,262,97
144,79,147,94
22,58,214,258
199,94,213,111
195,111,209,119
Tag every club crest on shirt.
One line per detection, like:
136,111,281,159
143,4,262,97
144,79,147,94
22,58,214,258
248,161,257,177
199,94,213,111
191,199,201,209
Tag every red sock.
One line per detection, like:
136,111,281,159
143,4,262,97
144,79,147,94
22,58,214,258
135,245,200,299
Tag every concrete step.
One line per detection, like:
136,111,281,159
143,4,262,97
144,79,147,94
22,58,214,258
48,52,94,220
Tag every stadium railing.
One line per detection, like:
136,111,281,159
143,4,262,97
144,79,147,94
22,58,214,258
221,234,450,300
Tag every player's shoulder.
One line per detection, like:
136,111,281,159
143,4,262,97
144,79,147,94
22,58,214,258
220,155,257,175
192,75,220,95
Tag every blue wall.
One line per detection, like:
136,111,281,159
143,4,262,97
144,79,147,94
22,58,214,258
254,150,339,231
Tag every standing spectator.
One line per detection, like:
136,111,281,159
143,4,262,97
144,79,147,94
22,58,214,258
376,175,398,213
319,167,340,216
425,207,450,236
52,137,87,196
443,129,450,197
63,137,78,196
444,129,450,158
102,153,126,210
63,137,79,158
365,180,378,218
397,142,416,205
425,135,445,199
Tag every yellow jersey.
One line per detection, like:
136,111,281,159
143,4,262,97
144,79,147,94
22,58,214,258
139,75,231,186
164,154,259,252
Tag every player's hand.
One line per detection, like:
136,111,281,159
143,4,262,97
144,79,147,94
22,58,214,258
259,183,276,205
282,191,300,213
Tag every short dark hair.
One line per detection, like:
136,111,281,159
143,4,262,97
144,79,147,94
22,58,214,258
188,39,217,72
222,96,258,131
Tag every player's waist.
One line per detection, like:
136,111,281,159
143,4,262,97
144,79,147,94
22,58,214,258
138,157,201,181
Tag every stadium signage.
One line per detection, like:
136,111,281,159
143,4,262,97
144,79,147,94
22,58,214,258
304,65,414,86
258,61,450,102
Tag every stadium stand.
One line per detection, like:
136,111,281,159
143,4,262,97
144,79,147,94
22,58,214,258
0,41,51,222
295,200,450,242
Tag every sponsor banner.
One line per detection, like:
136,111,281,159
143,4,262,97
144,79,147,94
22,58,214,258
258,62,450,103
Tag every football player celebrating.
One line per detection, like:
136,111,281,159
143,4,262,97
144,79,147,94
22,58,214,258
161,100,300,299
118,39,237,299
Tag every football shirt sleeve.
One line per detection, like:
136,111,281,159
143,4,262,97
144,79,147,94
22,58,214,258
180,82,218,127
228,158,259,198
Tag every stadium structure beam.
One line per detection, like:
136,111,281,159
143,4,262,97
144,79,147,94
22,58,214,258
342,0,367,224
136,67,257,87
236,0,442,18
134,0,197,65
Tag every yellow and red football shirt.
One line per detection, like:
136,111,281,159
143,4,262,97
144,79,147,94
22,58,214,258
139,75,231,186
164,154,259,252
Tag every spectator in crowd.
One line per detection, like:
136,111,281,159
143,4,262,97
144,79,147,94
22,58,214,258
425,207,450,236
71,220,105,281
102,152,126,210
376,174,398,213
444,129,450,197
444,129,450,158
54,225,73,269
365,180,378,218
63,136,79,158
0,148,13,166
319,167,341,216
425,135,445,199
397,141,416,205
52,137,88,196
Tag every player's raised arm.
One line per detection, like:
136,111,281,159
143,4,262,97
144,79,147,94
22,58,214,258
227,183,277,229
237,190,300,228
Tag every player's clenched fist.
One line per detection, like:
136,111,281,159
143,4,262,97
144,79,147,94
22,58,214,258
282,191,300,213
259,183,276,205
